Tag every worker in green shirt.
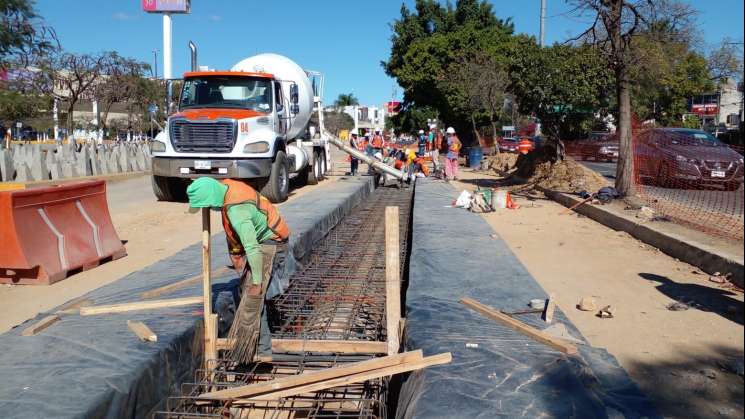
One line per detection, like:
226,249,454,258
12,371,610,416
186,177,290,358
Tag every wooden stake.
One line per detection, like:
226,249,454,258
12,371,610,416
21,315,60,336
127,320,157,342
385,206,401,356
461,297,577,355
80,296,203,315
202,208,217,366
543,293,556,324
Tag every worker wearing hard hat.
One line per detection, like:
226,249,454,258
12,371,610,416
186,177,290,354
348,131,360,176
417,129,427,156
371,128,384,155
444,127,461,181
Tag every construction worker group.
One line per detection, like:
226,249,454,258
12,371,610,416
347,126,462,181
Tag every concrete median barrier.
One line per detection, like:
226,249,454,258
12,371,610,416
0,142,152,184
0,180,126,285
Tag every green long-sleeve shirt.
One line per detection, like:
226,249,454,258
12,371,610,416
186,177,274,286
226,203,274,285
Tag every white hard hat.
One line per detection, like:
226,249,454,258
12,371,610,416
418,129,424,134
375,128,381,133
446,127,455,134
374,152,383,160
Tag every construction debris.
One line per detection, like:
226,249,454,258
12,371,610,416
577,297,597,312
80,296,203,316
597,305,614,319
667,302,690,311
127,320,157,342
461,297,578,355
21,314,60,336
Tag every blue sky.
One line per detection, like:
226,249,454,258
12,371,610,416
35,1,744,106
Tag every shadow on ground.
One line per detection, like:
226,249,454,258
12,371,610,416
639,273,744,326
626,343,744,419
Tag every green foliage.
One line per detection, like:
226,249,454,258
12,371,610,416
334,93,359,108
0,0,55,67
681,114,700,129
0,88,49,125
312,111,353,136
507,38,613,139
386,105,438,134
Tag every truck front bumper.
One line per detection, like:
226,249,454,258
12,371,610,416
152,157,272,179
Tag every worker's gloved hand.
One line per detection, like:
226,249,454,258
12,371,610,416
229,254,247,277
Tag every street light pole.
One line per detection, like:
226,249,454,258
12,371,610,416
539,0,546,47
152,49,158,79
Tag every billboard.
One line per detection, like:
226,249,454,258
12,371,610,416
691,103,718,116
142,0,191,13
386,101,401,115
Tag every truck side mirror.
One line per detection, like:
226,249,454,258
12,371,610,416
290,83,299,115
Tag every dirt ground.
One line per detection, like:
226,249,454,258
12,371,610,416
0,155,343,334
453,168,744,419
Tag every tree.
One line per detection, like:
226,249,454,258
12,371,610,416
567,0,696,196
0,88,48,126
94,52,151,135
384,0,515,143
707,39,743,81
334,93,359,109
32,51,105,134
0,0,56,68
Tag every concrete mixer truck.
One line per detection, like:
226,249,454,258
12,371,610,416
150,53,330,203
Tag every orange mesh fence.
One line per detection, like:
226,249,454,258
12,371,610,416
632,129,743,240
565,131,743,240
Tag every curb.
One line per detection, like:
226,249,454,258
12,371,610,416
6,171,151,189
541,188,744,289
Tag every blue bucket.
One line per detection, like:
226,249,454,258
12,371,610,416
468,147,483,168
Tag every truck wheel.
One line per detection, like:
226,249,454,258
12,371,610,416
261,151,289,203
152,175,188,202
320,150,328,178
307,150,321,185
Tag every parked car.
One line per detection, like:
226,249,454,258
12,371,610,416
575,132,619,162
635,128,744,191
498,137,519,153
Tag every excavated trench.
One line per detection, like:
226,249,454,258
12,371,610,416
155,183,415,418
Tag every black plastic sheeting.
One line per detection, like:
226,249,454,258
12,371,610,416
396,179,660,419
0,176,373,419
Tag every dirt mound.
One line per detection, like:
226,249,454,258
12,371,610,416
496,153,610,193
484,153,518,173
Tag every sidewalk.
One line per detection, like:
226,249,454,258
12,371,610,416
450,169,744,419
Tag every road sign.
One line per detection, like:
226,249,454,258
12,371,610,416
142,0,191,14
16,122,22,128
148,104,159,115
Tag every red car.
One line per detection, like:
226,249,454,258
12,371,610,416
635,128,744,191
498,137,519,153
576,132,619,162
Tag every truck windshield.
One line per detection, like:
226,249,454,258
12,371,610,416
179,77,272,113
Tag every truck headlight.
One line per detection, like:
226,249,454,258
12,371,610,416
150,140,166,152
244,141,270,153
599,146,609,154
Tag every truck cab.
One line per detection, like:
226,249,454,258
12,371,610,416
151,60,328,203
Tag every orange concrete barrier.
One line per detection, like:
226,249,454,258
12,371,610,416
0,180,126,285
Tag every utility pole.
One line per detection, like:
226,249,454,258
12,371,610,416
539,0,546,47
163,13,172,114
152,49,158,79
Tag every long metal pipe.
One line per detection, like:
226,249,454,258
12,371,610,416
326,136,407,180
188,41,197,71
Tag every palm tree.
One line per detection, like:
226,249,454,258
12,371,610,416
334,93,359,110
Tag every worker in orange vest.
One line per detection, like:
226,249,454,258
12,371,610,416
444,127,461,181
187,177,290,355
371,129,384,154
518,137,534,155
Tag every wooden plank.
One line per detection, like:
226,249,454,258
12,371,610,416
55,298,93,314
460,297,577,355
80,296,203,316
543,293,556,324
127,320,157,342
385,206,401,356
202,208,217,366
271,339,388,354
247,353,452,401
140,266,231,300
21,315,60,336
199,350,424,400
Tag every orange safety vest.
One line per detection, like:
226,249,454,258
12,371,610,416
371,134,384,148
448,136,462,154
221,179,290,255
518,138,534,155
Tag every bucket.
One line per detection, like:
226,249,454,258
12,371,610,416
468,147,483,168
